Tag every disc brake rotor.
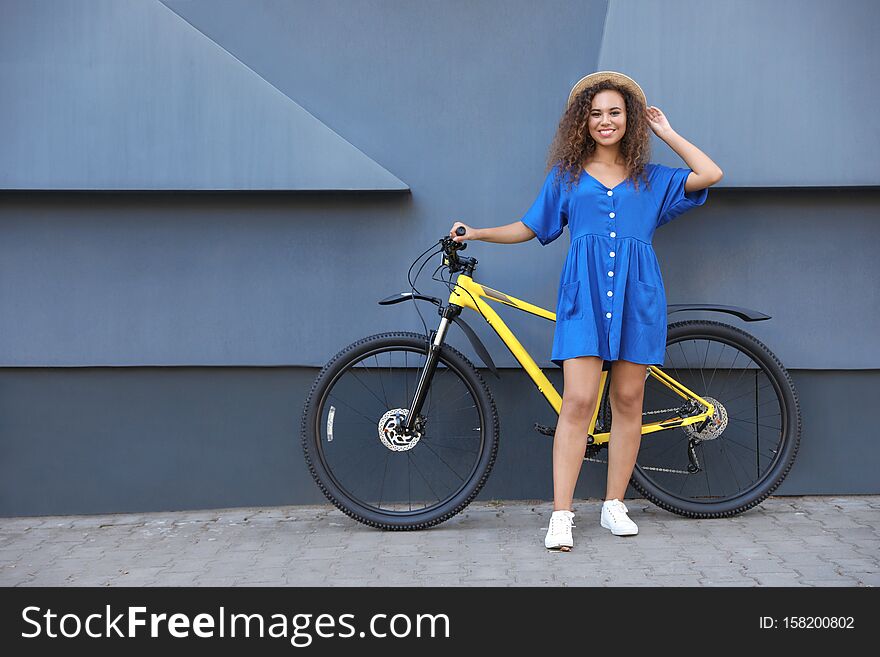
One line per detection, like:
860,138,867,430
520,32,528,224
378,408,423,451
682,395,728,440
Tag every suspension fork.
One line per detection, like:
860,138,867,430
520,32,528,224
402,304,462,432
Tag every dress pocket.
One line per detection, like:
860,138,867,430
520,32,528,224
559,280,584,320
624,279,662,325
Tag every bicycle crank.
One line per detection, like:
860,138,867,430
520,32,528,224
378,408,424,451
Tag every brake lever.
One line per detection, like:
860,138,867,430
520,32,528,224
441,235,466,252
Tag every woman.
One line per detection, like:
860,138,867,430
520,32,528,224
449,71,723,551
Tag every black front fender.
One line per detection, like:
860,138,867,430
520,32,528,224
378,292,442,307
378,291,500,379
449,315,500,379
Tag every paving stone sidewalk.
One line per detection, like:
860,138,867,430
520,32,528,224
1,496,878,587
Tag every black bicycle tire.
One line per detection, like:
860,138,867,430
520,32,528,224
300,331,500,530
629,319,802,518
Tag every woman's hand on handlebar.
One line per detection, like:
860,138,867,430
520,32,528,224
449,221,477,243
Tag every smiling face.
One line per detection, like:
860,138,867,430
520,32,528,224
588,89,627,145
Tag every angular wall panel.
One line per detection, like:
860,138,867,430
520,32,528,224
0,0,406,190
599,0,880,187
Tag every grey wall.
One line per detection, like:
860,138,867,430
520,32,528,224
0,367,870,517
0,0,406,191
0,0,878,515
1,0,878,369
600,0,880,187
2,188,877,369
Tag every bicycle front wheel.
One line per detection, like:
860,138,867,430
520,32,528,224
301,331,500,530
630,320,802,518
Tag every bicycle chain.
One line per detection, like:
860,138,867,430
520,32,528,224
642,406,684,417
585,405,699,474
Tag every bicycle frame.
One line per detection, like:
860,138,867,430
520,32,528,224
427,273,718,445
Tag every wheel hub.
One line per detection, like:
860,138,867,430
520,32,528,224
378,408,423,451
682,395,728,440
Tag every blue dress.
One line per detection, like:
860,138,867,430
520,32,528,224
520,162,709,368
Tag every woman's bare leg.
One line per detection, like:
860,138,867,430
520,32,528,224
553,356,604,511
606,359,648,501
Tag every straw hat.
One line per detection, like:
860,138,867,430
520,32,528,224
567,70,647,110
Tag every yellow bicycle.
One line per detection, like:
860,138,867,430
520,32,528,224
301,227,801,530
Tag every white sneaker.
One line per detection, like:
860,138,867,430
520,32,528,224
600,498,638,536
544,509,576,550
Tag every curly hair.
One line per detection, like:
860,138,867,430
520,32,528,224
544,79,652,194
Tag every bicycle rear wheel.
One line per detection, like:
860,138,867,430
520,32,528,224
629,320,801,518
301,331,500,530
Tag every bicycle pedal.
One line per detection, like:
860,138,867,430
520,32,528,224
534,423,555,436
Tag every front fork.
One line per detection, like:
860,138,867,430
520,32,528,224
402,304,461,432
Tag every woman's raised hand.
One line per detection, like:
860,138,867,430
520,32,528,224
646,105,673,137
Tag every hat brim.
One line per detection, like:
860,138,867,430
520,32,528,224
567,71,647,109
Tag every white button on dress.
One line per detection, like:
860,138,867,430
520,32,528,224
610,251,615,257
609,212,615,218
607,190,613,196
606,312,612,319
607,271,614,277
610,231,616,237
607,291,613,297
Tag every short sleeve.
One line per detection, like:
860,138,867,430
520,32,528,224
519,166,568,246
654,164,709,228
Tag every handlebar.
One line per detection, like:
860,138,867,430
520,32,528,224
440,225,476,275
